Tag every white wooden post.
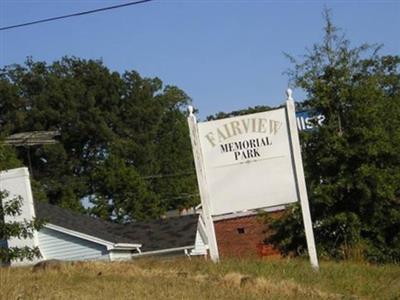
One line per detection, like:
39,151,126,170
285,89,319,269
187,106,220,262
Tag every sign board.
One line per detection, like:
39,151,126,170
296,110,325,131
188,89,319,269
197,108,298,216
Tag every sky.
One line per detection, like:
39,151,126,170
1,0,399,119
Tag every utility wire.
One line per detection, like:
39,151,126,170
161,194,199,201
0,0,154,31
142,170,196,180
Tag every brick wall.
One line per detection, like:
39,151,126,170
214,211,283,258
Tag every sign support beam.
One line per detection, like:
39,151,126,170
285,89,319,269
187,106,220,262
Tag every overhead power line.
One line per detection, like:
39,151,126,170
142,170,196,180
0,0,153,31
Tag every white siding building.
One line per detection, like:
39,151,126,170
1,168,206,266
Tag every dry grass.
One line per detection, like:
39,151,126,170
1,257,399,300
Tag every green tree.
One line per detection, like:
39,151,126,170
90,155,161,222
150,86,198,210
206,105,272,121
268,11,400,262
0,57,197,221
0,142,21,171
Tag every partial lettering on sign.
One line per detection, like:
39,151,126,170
296,111,325,131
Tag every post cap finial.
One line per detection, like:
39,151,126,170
286,88,293,101
188,105,194,115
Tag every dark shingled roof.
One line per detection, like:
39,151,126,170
35,202,135,244
111,215,200,252
35,202,199,252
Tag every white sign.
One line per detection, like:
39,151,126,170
188,89,319,269
197,108,298,215
296,110,325,131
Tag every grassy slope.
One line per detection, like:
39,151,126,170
1,258,399,300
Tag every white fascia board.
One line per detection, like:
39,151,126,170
44,224,115,248
113,243,142,250
44,223,141,250
0,167,30,180
197,217,208,245
131,245,195,257
212,205,286,221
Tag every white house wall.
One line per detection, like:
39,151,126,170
0,168,40,266
190,229,208,256
38,227,110,261
109,250,133,261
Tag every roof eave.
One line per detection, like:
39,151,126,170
44,223,138,249
132,245,195,257
112,243,142,250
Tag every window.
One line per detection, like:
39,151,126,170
237,227,245,234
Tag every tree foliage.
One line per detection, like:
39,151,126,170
0,142,21,171
206,105,272,121
268,11,400,262
0,57,198,222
